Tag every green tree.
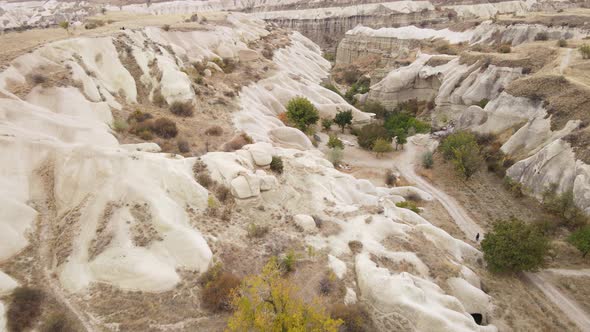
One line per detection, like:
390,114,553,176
568,226,590,257
451,142,482,180
334,110,353,133
286,97,319,133
328,135,344,149
227,258,342,332
481,218,550,273
356,123,391,150
372,138,392,157
321,118,333,131
394,130,407,150
59,21,69,32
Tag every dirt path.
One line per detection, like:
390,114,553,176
525,272,590,332
388,136,590,332
546,268,590,278
392,136,484,241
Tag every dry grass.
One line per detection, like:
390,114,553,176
6,287,45,332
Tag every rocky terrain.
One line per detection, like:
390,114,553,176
1,0,590,332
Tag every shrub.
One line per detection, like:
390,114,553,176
451,141,483,179
357,123,391,150
440,131,478,160
31,73,47,85
385,169,397,186
372,137,392,157
41,312,76,332
162,24,171,31
85,22,98,29
477,98,489,109
579,44,590,59
394,131,407,150
328,135,344,149
215,185,233,204
344,79,370,103
342,67,362,85
318,272,343,296
348,240,363,254
197,173,214,189
112,118,128,133
542,187,586,228
328,147,344,167
481,218,549,273
128,110,152,123
534,32,549,41
503,177,524,197
270,156,284,174
177,139,190,153
227,258,341,331
322,83,342,97
330,303,372,332
286,97,319,132
152,89,167,107
7,287,44,332
280,250,298,273
422,151,434,169
323,53,335,61
152,118,178,138
362,100,389,119
170,101,194,117
247,223,269,238
59,21,69,30
396,201,420,214
384,112,430,137
557,39,567,47
224,133,253,151
568,225,590,257
201,268,241,312
205,125,223,136
322,118,333,131
498,44,511,53
334,110,353,133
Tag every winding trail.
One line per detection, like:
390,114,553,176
394,137,483,241
392,136,590,332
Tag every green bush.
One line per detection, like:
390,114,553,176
396,201,420,214
394,131,408,150
384,112,430,138
328,135,344,149
568,225,590,257
481,218,549,273
422,151,434,169
362,100,389,119
579,44,590,59
477,98,489,109
557,39,567,47
280,250,298,273
357,123,391,150
270,156,284,174
112,118,128,133
372,137,392,157
286,97,319,132
344,78,370,103
321,118,333,131
334,110,353,132
328,147,344,167
7,287,44,332
451,141,483,180
503,177,524,198
247,223,269,238
542,186,586,228
440,131,479,160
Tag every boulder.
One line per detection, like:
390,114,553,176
230,174,261,199
457,105,487,129
207,61,223,72
255,170,278,191
249,148,272,166
294,214,316,232
269,127,313,150
203,69,212,77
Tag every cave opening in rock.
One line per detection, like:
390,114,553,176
471,313,483,325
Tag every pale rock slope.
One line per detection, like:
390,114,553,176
369,53,523,118
0,12,498,331
0,0,94,30
235,31,372,144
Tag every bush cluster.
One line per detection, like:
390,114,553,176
199,264,241,312
7,287,44,332
286,97,319,132
169,101,194,117
439,131,483,179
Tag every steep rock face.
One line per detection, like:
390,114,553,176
368,53,522,119
0,0,96,30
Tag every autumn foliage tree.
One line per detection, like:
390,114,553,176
227,258,342,332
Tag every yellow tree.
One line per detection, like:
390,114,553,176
226,258,342,332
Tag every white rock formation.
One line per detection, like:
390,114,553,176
294,214,317,233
